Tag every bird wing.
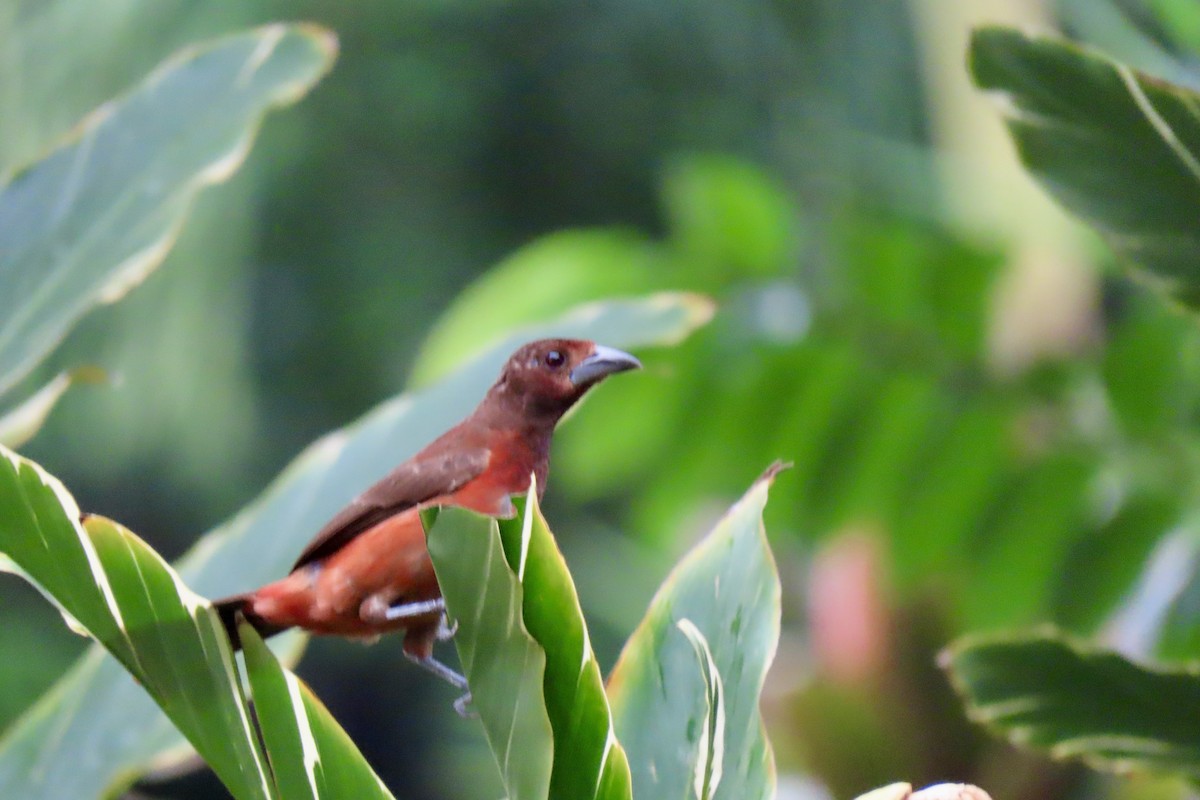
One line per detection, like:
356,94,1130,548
291,446,491,571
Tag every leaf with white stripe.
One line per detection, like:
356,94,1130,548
498,485,633,800
0,445,273,800
425,506,553,800
943,629,1200,778
677,619,726,800
241,623,394,800
608,463,784,800
970,27,1200,310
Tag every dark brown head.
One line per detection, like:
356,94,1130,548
482,338,641,426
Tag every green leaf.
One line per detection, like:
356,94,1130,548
0,292,711,796
0,446,273,800
426,506,554,800
240,623,394,800
0,365,106,448
608,463,784,800
428,483,633,800
497,489,633,800
0,23,336,394
943,629,1200,778
969,27,1200,309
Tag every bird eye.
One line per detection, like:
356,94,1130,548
544,350,565,369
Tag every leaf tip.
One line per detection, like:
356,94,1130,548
292,21,341,68
755,460,792,487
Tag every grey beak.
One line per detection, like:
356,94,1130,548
570,345,642,386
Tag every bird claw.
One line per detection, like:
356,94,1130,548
404,651,475,716
436,614,459,641
453,692,477,718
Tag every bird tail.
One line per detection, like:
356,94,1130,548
212,594,290,652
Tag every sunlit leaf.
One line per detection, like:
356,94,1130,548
608,463,784,800
0,23,336,395
970,27,1200,309
943,629,1200,778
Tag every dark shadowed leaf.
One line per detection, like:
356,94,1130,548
970,27,1200,309
943,629,1200,778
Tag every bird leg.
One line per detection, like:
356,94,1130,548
403,650,474,717
378,596,457,642
383,596,445,621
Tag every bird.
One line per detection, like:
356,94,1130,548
214,338,640,711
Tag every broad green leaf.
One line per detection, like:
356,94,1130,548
0,365,106,448
497,488,633,800
969,27,1200,309
0,446,272,800
943,629,1200,778
0,292,711,796
608,464,783,800
240,623,394,800
426,506,553,800
0,23,336,394
428,484,634,800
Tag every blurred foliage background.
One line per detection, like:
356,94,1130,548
4,0,1200,798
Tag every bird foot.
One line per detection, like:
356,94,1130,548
453,691,476,719
404,651,474,715
436,613,459,641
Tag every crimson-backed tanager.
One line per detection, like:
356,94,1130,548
214,338,640,710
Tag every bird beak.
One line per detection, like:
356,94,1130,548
570,345,642,386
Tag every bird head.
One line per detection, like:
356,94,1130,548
492,338,641,422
